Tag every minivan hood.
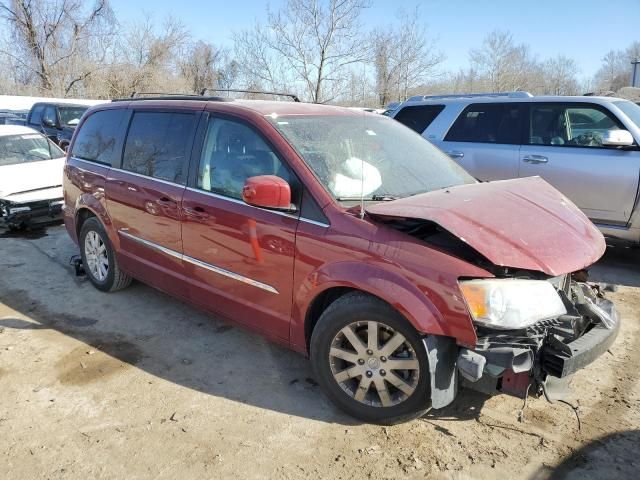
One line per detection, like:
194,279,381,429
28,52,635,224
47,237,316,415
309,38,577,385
367,176,605,276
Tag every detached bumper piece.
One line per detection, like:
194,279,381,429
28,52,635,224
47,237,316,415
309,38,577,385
459,281,620,399
0,199,64,229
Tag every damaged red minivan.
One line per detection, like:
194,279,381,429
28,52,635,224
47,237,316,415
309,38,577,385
63,96,619,424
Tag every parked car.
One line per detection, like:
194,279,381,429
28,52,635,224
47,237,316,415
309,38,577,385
390,92,640,244
27,102,90,150
0,111,25,125
63,96,618,424
0,125,66,229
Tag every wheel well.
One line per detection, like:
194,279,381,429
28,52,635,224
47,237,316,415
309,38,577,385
75,208,96,238
305,287,356,349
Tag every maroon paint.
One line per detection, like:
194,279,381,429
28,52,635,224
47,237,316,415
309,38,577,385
63,99,607,358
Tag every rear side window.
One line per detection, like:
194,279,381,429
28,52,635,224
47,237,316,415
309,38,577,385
445,103,522,144
122,111,197,184
29,105,44,125
394,105,445,133
71,109,126,165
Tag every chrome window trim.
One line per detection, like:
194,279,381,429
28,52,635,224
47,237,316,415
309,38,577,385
185,187,330,228
69,156,110,168
118,229,279,294
110,167,186,188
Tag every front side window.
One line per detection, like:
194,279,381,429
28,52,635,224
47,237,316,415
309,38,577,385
270,114,475,201
122,111,197,184
0,133,63,166
445,103,522,144
71,109,125,165
394,104,445,133
29,105,44,125
197,118,294,200
42,106,57,126
529,104,624,147
59,106,88,127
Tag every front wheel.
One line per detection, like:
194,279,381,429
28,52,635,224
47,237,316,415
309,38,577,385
310,292,431,424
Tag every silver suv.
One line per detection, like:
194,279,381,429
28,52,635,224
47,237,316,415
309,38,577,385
390,92,640,243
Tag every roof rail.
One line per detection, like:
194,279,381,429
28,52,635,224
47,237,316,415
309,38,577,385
200,88,301,102
112,92,229,102
406,91,533,102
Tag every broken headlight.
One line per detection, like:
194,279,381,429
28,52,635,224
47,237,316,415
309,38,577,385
459,279,567,330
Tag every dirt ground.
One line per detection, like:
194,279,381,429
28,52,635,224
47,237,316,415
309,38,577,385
1,225,639,480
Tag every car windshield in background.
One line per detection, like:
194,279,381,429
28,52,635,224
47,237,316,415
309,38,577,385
59,106,88,126
270,114,476,201
0,133,63,166
615,100,640,129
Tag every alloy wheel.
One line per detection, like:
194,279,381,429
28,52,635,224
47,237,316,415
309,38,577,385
329,320,420,408
84,230,109,282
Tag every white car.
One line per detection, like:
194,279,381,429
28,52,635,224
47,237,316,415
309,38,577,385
0,125,66,229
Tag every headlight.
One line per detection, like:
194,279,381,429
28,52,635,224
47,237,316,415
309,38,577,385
459,279,566,330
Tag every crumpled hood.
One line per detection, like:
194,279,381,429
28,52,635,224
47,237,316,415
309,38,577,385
0,157,65,201
367,177,606,276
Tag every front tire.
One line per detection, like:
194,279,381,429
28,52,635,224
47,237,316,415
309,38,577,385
310,292,431,424
79,217,131,292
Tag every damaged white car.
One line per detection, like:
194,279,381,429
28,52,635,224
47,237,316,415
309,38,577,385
0,125,66,229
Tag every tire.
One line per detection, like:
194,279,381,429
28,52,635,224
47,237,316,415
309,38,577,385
79,217,132,292
310,292,431,425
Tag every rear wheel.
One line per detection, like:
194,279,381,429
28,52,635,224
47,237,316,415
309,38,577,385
310,292,431,424
79,217,131,292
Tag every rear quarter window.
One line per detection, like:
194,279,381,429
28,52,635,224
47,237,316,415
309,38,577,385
445,103,522,144
393,104,445,133
71,109,126,165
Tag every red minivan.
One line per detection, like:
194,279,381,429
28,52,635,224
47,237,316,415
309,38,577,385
63,95,619,424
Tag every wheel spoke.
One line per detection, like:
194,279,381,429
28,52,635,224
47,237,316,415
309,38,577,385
353,376,372,402
367,321,378,351
333,365,361,383
374,378,392,407
340,325,366,355
330,347,359,364
385,358,419,371
380,332,407,357
385,371,415,396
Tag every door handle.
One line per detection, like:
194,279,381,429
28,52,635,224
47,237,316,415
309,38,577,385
157,196,176,206
446,150,464,159
183,206,210,221
522,155,549,164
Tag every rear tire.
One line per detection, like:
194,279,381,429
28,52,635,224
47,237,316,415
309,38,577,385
310,292,431,424
79,217,131,292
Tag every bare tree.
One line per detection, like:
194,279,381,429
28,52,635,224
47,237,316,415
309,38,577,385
234,0,371,103
372,9,443,106
542,55,580,95
0,0,115,96
594,41,640,92
470,30,540,92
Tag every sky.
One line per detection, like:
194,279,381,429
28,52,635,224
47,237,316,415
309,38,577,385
108,0,640,81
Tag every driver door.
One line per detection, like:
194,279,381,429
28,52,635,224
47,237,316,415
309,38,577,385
519,103,640,225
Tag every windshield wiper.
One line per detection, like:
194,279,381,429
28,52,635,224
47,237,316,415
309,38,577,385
6,150,48,160
336,194,399,202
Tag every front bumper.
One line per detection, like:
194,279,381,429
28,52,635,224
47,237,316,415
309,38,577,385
458,284,620,399
0,198,64,229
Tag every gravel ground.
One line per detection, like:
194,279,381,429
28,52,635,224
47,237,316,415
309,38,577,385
0,225,638,480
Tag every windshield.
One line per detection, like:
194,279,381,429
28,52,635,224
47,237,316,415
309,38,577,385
59,106,88,126
270,114,475,201
0,133,64,166
614,101,640,129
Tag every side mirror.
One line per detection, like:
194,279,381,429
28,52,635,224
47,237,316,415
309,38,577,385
42,117,56,128
242,175,292,211
602,129,634,147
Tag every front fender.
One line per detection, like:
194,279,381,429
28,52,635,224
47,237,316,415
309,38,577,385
291,260,476,353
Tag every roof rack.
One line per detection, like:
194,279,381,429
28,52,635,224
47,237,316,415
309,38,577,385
200,88,301,102
111,92,229,102
406,91,533,102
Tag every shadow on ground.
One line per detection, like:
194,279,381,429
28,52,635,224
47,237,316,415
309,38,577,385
589,240,640,288
539,430,640,479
